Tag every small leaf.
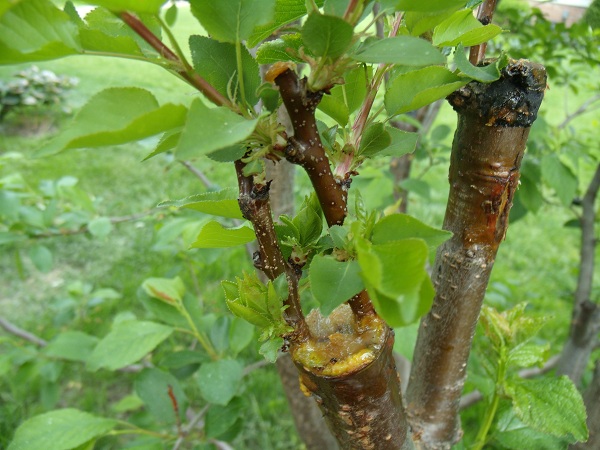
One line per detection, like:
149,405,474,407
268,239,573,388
28,244,53,272
197,359,243,405
229,318,254,355
359,123,392,157
8,409,117,450
44,331,98,362
541,154,578,207
353,36,445,66
256,33,304,64
189,35,261,106
176,99,259,160
309,255,364,316
190,221,256,248
506,377,588,442
260,337,284,362
302,13,354,59
88,217,113,238
378,127,419,158
318,94,350,126
372,213,452,249
205,397,245,438
385,66,468,116
142,277,185,305
190,0,276,43
158,188,244,219
433,9,502,47
164,3,178,26
135,368,186,425
87,320,173,371
248,0,325,48
454,44,507,82
507,343,549,368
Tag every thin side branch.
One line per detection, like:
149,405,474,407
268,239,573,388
469,0,499,64
558,94,600,130
179,160,215,189
0,317,47,347
234,160,308,340
119,12,234,109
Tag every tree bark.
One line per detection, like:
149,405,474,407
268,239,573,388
557,163,600,384
571,360,600,449
405,60,547,449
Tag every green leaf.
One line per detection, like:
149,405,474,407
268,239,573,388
159,188,244,219
353,36,445,66
309,255,364,316
28,244,53,272
190,221,256,248
385,66,468,116
372,213,452,249
85,0,167,14
205,397,245,438
507,343,549,368
142,276,185,304
135,368,186,425
454,44,507,82
248,0,324,48
506,377,588,442
164,3,178,26
87,217,113,238
302,13,354,59
359,123,392,157
256,33,304,64
395,0,467,12
367,240,428,298
378,127,419,158
190,0,276,43
44,331,99,362
404,10,456,36
432,8,502,47
0,0,81,64
541,154,578,206
229,318,254,355
176,99,259,160
197,359,243,405
87,320,173,371
8,409,117,450
259,337,284,362
317,94,350,126
36,88,187,157
189,35,261,106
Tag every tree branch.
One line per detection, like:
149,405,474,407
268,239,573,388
558,94,600,130
406,60,547,448
119,12,234,110
0,317,47,347
179,160,215,189
557,163,600,384
469,0,499,65
234,160,308,340
272,69,348,227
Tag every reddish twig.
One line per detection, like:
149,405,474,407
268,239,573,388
119,12,233,109
469,0,499,65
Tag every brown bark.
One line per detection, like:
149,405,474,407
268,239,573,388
405,60,547,449
557,163,600,384
273,69,348,227
293,322,414,450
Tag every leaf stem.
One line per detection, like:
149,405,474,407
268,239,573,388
176,304,219,360
235,39,248,111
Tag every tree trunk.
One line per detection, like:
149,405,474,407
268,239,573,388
557,163,600,384
571,360,600,449
405,60,547,449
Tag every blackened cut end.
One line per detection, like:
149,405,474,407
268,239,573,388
448,59,547,127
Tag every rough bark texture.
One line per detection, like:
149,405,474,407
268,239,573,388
557,163,600,384
266,158,340,450
405,60,547,449
294,326,414,450
571,360,600,449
